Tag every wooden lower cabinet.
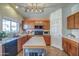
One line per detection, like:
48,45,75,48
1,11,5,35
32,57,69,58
43,35,51,46
17,35,32,53
27,35,32,40
62,38,68,53
62,37,78,56
17,35,28,53
68,45,78,56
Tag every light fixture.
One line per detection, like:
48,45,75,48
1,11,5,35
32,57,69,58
16,6,18,8
25,3,44,13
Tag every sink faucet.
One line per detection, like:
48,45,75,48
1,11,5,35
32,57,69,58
67,33,75,38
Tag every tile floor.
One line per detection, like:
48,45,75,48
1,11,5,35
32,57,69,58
17,46,68,56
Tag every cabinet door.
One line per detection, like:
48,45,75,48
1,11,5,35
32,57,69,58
21,36,26,45
18,35,28,53
68,40,78,56
75,12,79,28
70,45,78,56
43,21,50,30
27,35,32,40
62,38,68,53
23,35,28,44
18,38,22,52
67,15,75,29
67,43,72,55
43,36,50,46
68,43,78,56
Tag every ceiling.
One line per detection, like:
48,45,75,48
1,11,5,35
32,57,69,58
9,3,76,18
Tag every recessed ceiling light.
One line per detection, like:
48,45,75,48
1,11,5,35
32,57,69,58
16,6,18,8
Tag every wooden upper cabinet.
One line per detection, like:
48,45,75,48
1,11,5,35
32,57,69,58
67,15,75,29
67,12,79,29
22,18,50,30
43,21,50,30
75,12,79,28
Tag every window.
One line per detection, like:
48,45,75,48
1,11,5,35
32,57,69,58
3,19,10,32
11,21,19,32
2,18,19,32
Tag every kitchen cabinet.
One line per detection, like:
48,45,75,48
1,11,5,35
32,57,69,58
2,39,17,56
43,35,51,46
68,44,78,56
22,18,50,30
75,12,79,28
67,12,79,29
62,38,68,53
27,35,32,40
17,35,31,53
43,20,50,30
67,15,75,29
62,37,78,56
17,35,28,53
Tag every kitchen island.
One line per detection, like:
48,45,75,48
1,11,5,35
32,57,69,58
23,36,47,56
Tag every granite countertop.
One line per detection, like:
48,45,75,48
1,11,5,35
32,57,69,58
23,36,46,47
0,32,50,45
0,34,27,45
63,36,79,43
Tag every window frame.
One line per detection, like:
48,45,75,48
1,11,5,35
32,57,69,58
2,18,19,33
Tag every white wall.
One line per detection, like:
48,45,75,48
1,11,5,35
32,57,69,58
50,4,79,50
50,8,62,50
0,4,23,32
62,4,79,38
